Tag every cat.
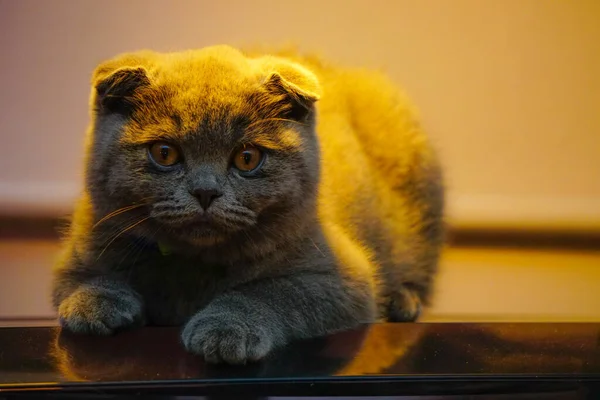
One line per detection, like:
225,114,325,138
51,45,444,364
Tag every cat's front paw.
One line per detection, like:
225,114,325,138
181,311,274,364
58,285,144,335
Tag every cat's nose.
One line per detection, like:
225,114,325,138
191,188,223,210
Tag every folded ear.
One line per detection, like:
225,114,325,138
92,64,150,115
260,59,321,121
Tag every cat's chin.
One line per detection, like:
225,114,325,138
153,212,251,248
162,225,228,248
184,234,226,247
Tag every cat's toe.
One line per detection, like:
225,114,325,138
182,313,273,364
58,286,144,335
386,286,423,322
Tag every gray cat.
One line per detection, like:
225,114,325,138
52,45,444,364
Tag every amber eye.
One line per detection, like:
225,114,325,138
233,144,263,173
148,142,180,167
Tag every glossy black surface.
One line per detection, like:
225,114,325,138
0,323,598,397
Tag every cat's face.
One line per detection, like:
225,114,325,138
87,47,321,247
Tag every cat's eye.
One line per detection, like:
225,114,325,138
148,142,181,167
233,144,263,173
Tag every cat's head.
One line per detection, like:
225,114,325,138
85,46,321,249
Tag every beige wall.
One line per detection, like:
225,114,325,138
1,0,599,229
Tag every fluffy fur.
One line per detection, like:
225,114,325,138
51,45,444,364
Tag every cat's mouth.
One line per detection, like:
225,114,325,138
167,214,219,231
153,210,214,227
150,205,257,246
153,213,231,246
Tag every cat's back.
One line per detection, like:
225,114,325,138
271,51,438,226
253,48,444,281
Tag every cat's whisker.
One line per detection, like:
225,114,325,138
124,224,162,283
116,235,145,270
96,211,148,245
93,198,151,228
96,216,150,261
119,219,160,265
309,238,326,258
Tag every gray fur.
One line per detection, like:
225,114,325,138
51,46,444,364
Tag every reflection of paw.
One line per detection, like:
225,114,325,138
387,286,423,322
182,311,274,364
58,285,144,335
